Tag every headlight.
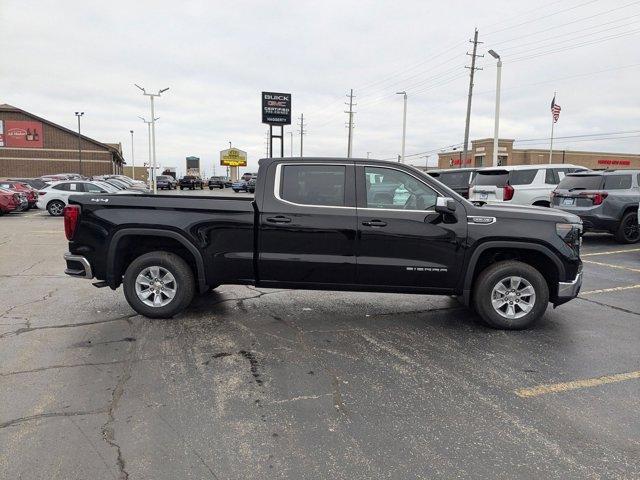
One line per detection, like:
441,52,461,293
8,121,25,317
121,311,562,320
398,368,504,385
556,222,583,246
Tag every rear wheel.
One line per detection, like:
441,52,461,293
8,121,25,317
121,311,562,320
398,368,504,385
47,200,65,216
473,260,549,330
614,211,639,244
123,251,195,318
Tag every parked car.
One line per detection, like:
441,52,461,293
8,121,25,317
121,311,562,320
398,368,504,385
9,178,49,190
469,164,589,207
247,176,257,193
38,180,143,216
0,180,39,209
156,175,177,190
231,180,249,192
241,172,258,182
63,157,583,330
101,175,149,192
552,170,640,244
208,176,226,189
110,174,146,187
179,176,204,190
0,187,23,215
427,168,478,199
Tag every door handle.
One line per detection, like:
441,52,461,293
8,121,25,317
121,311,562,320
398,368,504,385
266,215,292,224
362,219,387,227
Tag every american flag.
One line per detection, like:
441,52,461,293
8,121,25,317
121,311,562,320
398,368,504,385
551,95,561,123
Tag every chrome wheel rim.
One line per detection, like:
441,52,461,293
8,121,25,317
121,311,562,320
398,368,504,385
49,202,64,215
135,266,177,307
490,276,536,320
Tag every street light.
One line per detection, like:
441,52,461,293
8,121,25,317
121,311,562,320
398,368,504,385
488,49,502,167
74,112,84,176
129,130,135,179
396,92,407,163
135,84,169,194
138,116,160,190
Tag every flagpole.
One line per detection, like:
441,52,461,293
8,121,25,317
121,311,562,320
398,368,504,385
549,91,556,164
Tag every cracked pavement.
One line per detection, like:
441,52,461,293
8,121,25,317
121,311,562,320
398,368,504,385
1,208,639,479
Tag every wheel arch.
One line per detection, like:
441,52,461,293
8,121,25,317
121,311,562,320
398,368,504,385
106,228,207,293
462,241,564,306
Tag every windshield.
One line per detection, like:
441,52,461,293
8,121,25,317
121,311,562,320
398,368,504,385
473,170,509,186
557,175,603,191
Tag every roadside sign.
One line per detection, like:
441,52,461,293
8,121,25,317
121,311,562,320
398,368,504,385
220,148,247,167
262,92,291,125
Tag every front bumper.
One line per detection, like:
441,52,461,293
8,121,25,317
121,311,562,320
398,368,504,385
64,253,93,279
555,271,582,306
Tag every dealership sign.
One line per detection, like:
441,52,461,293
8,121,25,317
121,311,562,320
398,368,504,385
220,148,247,167
0,120,43,148
598,159,631,166
262,92,291,125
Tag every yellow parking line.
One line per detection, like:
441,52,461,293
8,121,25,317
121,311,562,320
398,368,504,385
582,259,640,273
580,284,640,296
516,370,640,398
582,247,640,257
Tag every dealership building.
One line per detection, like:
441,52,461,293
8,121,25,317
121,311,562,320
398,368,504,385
0,104,125,178
437,138,640,170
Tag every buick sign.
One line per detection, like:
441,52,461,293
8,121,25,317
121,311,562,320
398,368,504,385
262,92,292,125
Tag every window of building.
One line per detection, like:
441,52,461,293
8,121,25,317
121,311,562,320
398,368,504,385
280,165,346,207
365,167,438,210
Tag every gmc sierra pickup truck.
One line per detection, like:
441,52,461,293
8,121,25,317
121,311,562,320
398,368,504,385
63,157,583,329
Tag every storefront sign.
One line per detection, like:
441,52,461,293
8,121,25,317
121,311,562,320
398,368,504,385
220,148,247,167
450,157,472,166
598,159,631,166
262,92,291,125
2,120,44,148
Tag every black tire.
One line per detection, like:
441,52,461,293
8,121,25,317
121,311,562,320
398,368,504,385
209,186,213,190
47,200,65,217
123,251,195,318
180,186,184,190
614,211,639,244
219,185,224,189
473,260,549,330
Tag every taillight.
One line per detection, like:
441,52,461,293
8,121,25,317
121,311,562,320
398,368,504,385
503,184,514,201
63,205,81,240
578,191,608,205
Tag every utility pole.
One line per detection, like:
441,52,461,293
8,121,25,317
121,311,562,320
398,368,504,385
135,84,169,194
74,112,84,176
396,92,407,163
129,130,135,179
345,89,356,158
289,131,294,157
264,130,270,157
298,113,306,157
367,151,371,159
463,29,483,166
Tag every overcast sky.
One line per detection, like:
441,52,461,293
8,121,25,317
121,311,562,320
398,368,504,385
1,0,639,176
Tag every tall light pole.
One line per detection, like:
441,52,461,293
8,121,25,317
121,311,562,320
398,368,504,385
138,116,159,189
488,49,502,167
135,84,169,194
74,112,84,176
396,92,407,163
129,130,135,179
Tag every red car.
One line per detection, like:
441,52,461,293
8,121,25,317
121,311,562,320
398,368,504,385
0,187,21,215
0,180,38,209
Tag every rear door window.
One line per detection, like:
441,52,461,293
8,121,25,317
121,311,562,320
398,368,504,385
53,183,71,191
557,175,604,191
280,165,346,207
508,169,537,185
604,175,632,190
473,170,509,186
437,171,471,189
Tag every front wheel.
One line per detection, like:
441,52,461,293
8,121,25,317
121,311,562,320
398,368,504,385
123,251,195,318
614,211,639,244
47,200,65,216
473,260,549,330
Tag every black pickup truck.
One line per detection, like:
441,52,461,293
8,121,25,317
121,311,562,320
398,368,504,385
63,157,583,329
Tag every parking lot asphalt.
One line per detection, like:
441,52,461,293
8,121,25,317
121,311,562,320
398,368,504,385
1,194,639,479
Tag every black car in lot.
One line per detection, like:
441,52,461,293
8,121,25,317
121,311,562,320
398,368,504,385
156,175,177,190
427,168,478,198
178,175,204,190
64,157,584,330
247,176,257,193
208,176,226,189
552,169,639,244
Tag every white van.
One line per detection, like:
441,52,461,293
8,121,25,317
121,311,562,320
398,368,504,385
469,164,588,207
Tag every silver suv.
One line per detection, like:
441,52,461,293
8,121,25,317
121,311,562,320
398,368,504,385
551,170,640,244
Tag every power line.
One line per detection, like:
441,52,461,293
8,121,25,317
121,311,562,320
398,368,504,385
463,28,482,164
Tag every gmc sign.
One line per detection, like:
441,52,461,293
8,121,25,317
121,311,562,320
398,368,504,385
262,91,292,125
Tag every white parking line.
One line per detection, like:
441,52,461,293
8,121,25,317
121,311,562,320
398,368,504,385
582,259,640,274
582,247,640,257
580,284,640,296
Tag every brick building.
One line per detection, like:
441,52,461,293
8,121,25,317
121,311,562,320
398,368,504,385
438,138,640,170
0,104,125,177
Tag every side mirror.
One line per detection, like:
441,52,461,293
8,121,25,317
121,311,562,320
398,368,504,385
435,196,456,214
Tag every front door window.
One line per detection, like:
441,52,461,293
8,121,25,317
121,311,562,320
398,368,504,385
365,167,438,211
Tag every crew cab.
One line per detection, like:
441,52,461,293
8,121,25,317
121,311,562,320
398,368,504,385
63,158,583,330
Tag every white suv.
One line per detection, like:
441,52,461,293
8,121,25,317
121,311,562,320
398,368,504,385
469,164,589,207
